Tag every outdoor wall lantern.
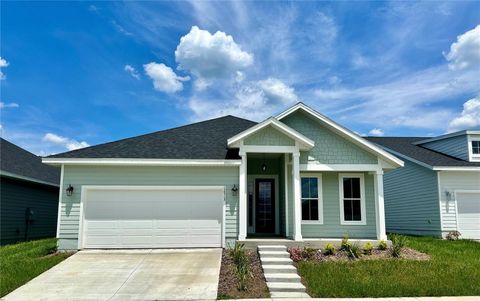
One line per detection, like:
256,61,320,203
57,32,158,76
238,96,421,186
261,163,267,172
66,184,74,196
232,184,238,196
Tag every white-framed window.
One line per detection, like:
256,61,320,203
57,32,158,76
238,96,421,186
300,174,323,224
339,173,366,225
471,140,480,155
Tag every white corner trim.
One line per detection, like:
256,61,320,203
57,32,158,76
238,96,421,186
275,103,404,167
56,164,64,238
436,171,444,232
227,117,314,150
42,158,242,166
0,170,59,187
338,173,367,226
300,173,323,224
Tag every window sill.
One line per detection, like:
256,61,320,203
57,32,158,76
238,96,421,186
340,220,366,226
302,220,324,225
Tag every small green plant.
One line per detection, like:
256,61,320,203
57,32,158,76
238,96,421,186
341,234,352,250
446,231,461,240
378,240,388,250
363,242,374,255
346,242,361,259
324,243,336,255
229,243,250,290
302,247,317,260
391,234,408,258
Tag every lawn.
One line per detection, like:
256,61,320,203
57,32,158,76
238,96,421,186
0,238,72,297
297,236,480,297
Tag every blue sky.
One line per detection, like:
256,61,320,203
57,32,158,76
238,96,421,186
1,1,479,155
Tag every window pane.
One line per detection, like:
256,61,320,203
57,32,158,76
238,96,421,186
473,141,480,154
343,177,360,198
352,200,361,221
310,178,318,198
301,178,309,198
302,199,310,220
310,199,318,220
343,199,353,221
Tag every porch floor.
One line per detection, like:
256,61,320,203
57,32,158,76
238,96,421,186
238,238,389,249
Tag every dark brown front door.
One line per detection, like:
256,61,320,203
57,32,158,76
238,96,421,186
255,179,275,233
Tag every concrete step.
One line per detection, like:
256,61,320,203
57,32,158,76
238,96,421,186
264,273,301,282
258,245,287,252
270,291,310,298
267,281,306,292
261,257,293,265
262,264,296,273
259,250,290,258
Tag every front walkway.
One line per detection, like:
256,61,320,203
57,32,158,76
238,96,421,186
227,297,480,301
3,249,222,301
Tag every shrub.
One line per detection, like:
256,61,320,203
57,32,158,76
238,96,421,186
324,243,336,255
363,242,374,255
229,243,250,290
302,247,317,260
341,234,352,250
346,242,361,259
289,247,303,262
391,234,408,258
378,240,388,250
446,231,461,240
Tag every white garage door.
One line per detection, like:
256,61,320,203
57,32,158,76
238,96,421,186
456,192,480,240
80,186,224,248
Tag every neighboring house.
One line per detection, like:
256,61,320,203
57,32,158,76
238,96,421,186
42,103,403,251
0,138,60,245
367,131,480,240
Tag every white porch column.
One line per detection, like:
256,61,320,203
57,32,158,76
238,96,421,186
292,152,302,241
238,151,247,240
374,170,387,240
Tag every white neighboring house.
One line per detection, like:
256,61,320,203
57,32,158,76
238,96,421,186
367,130,480,240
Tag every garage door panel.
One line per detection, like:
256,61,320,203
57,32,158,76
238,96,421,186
82,187,224,248
456,192,480,240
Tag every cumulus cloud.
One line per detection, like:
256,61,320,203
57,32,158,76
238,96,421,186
257,78,299,104
42,133,90,151
0,102,19,109
0,57,9,80
124,64,140,79
447,96,480,132
444,25,480,70
144,62,190,93
175,26,253,84
368,128,385,136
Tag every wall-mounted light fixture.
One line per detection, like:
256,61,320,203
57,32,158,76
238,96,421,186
231,184,238,196
66,184,74,196
445,190,452,202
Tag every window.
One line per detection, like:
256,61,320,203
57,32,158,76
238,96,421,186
472,141,480,155
301,175,323,223
339,174,366,225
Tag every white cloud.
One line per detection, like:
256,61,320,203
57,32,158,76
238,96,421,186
124,64,140,79
112,20,133,36
368,128,384,136
0,57,9,80
0,102,19,109
444,25,480,70
257,78,299,104
175,26,253,82
447,96,480,132
144,62,190,94
88,5,98,12
42,133,90,151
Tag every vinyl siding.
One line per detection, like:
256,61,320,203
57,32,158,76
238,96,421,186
438,171,480,236
383,159,441,236
0,177,58,245
421,135,469,160
58,165,239,250
281,111,378,164
244,125,295,146
301,172,377,239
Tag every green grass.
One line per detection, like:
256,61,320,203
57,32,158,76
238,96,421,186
297,236,480,297
0,238,71,297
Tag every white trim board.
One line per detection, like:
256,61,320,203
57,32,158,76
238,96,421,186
413,130,480,145
0,170,59,187
300,163,382,172
42,158,241,166
300,173,324,225
275,103,404,168
338,173,367,226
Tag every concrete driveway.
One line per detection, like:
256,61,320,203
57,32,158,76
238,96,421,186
3,249,222,301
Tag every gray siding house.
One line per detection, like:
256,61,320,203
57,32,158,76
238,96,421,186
367,131,480,239
43,103,404,251
0,138,60,245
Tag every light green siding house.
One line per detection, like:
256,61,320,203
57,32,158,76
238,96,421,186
43,103,403,250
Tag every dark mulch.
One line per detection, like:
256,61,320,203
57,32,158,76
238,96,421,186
217,249,270,299
290,247,430,262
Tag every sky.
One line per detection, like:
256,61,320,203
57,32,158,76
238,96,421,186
1,1,479,155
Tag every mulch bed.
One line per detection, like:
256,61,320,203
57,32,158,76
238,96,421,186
291,247,430,263
217,249,270,299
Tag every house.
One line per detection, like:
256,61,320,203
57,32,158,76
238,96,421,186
367,131,480,240
0,138,60,245
42,103,403,250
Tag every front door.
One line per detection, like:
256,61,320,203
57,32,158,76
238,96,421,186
255,179,275,233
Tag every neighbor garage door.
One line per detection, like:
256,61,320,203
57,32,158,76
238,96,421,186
80,186,224,248
456,191,480,240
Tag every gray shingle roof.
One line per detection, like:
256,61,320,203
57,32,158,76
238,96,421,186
366,137,480,167
1,138,60,184
47,115,257,159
